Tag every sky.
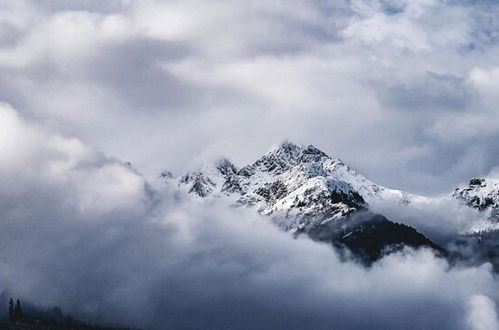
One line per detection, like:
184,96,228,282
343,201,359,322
1,1,499,329
1,0,499,195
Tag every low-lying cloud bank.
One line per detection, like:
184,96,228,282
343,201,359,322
0,105,498,330
369,196,489,243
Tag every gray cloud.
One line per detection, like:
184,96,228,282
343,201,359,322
3,0,499,195
0,103,498,330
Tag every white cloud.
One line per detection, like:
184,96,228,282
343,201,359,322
467,295,499,330
3,0,499,195
0,102,147,215
469,67,499,98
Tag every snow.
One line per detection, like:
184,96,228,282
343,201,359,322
172,141,418,231
452,177,499,233
172,141,499,234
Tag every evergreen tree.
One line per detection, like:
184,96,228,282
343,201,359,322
8,298,14,322
13,299,23,322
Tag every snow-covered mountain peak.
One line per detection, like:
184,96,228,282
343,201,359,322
239,141,336,177
173,142,419,231
452,177,499,211
451,177,499,233
266,141,329,162
452,177,499,225
213,157,238,176
265,141,305,159
177,157,239,197
170,142,447,262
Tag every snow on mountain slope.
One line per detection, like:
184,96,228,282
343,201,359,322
173,142,418,231
452,177,499,233
168,141,446,264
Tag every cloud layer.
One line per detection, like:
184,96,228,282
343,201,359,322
0,104,498,330
1,0,499,194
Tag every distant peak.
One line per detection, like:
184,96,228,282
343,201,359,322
267,141,304,154
160,170,174,179
302,144,329,157
266,141,330,158
214,157,234,167
469,178,486,186
214,157,238,176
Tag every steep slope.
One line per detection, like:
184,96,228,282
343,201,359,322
171,142,442,263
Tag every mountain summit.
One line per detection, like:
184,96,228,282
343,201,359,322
177,142,414,229
178,142,366,230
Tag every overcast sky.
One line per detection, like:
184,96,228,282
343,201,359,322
2,0,499,194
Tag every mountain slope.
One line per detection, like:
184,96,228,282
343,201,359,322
307,212,445,264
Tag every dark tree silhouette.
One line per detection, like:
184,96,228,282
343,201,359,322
8,298,14,322
13,299,23,322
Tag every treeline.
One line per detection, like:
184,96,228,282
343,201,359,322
8,298,24,323
1,297,139,330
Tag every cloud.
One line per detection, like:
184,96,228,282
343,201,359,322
3,0,499,195
1,1,499,328
467,295,499,330
369,196,487,243
0,105,497,329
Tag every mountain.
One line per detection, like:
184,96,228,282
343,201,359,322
452,177,499,232
170,141,442,263
307,212,445,264
449,177,499,272
176,142,418,229
180,142,415,201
